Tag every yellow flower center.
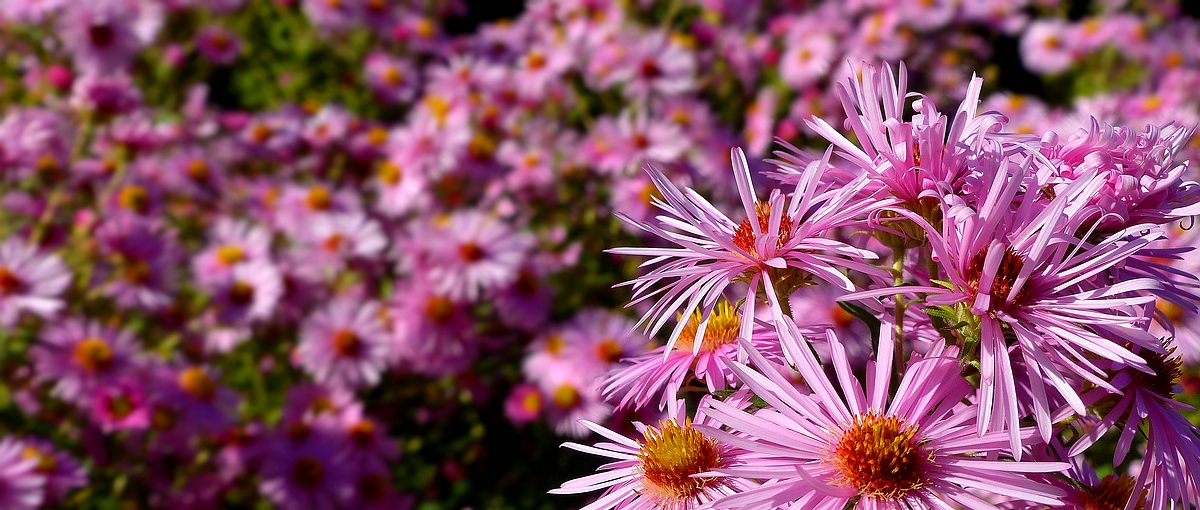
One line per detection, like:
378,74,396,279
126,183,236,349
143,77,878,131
831,413,927,499
636,420,724,505
674,301,741,354
179,367,216,400
216,244,246,266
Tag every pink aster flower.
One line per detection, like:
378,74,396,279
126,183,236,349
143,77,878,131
30,318,141,404
58,0,161,75
778,32,836,90
0,238,70,327
421,209,535,302
603,300,784,411
0,438,44,510
196,25,242,65
208,260,284,324
192,217,273,286
89,375,151,432
296,297,392,390
611,147,881,355
698,318,1070,508
1021,19,1078,74
289,212,386,282
1063,347,1200,508
15,438,87,503
604,31,695,100
549,398,754,509
389,280,478,377
856,159,1167,453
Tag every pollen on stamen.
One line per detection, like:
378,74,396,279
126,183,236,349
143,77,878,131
732,201,794,255
831,412,927,500
635,419,725,506
673,301,741,354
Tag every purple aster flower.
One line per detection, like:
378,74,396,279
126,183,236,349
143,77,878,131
295,297,393,390
604,32,695,100
302,105,352,151
14,438,86,503
196,25,242,65
603,300,784,411
95,215,177,311
856,159,1167,453
148,364,240,438
0,238,70,327
420,209,535,302
363,52,419,105
89,375,151,432
161,145,227,200
1044,119,1200,231
288,212,386,282
389,280,478,377
1021,19,1078,74
302,0,362,33
611,147,881,356
1063,347,1200,508
208,260,284,325
0,438,44,510
2,0,67,23
192,217,272,287
697,318,1070,508
30,318,141,404
259,422,354,510
549,398,755,508
271,183,361,236
58,0,161,75
0,108,73,181
492,265,553,332
68,72,142,117
372,158,430,218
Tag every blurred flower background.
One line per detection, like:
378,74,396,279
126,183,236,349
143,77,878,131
0,0,1198,509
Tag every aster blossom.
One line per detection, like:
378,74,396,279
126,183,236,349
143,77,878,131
611,147,883,356
696,317,1070,509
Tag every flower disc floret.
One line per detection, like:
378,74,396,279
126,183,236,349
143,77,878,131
832,413,927,499
636,419,723,505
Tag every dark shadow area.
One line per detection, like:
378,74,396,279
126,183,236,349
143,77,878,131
444,0,526,35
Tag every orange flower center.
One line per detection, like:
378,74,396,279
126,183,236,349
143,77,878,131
179,367,216,400
594,339,623,363
552,384,579,409
216,244,246,266
118,185,150,213
674,301,741,354
74,337,114,372
831,413,926,499
458,243,485,262
229,280,255,305
1079,474,1146,510
307,186,332,210
425,296,454,323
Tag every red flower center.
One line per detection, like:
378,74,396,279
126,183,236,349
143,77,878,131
732,202,793,255
89,24,115,47
332,329,361,357
1078,474,1146,510
0,266,23,295
292,457,326,488
964,245,1030,313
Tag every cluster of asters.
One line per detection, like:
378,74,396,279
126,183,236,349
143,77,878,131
556,61,1200,509
0,0,1198,509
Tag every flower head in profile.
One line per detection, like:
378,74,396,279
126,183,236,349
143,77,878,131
550,398,754,509
696,318,1070,509
611,147,881,357
0,438,44,510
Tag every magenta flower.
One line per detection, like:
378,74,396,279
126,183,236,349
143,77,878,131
14,438,86,503
58,0,161,75
259,424,353,510
389,280,478,377
611,147,881,354
0,238,70,327
89,376,151,432
295,297,393,390
698,319,1070,508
